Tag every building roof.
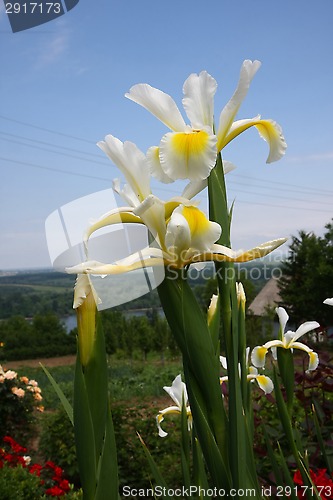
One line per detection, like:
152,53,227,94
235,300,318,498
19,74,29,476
248,277,281,316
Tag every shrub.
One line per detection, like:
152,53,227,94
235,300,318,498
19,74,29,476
39,407,79,486
0,365,43,443
0,463,42,500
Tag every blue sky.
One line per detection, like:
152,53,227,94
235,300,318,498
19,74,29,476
1,0,333,270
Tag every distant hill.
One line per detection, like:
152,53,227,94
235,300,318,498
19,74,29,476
0,259,282,320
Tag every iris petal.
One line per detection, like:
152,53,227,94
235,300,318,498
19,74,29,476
217,60,262,151
146,146,174,184
292,321,320,343
97,135,151,202
251,346,269,368
255,375,274,394
125,83,186,131
221,117,287,163
159,130,217,181
182,70,217,129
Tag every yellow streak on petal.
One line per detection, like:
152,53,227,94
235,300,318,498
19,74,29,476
171,130,210,160
181,206,210,236
220,118,286,163
308,351,319,371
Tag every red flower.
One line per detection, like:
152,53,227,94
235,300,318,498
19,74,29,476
3,436,27,454
58,479,70,492
293,469,333,499
45,485,67,497
29,463,43,476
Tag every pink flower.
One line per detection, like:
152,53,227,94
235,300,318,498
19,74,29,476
4,370,17,380
11,387,25,398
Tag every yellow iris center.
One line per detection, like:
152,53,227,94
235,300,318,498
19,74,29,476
171,130,209,158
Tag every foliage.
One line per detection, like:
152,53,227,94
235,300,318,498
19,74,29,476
0,314,76,361
113,398,183,491
0,365,43,443
252,349,333,486
0,463,42,500
0,271,75,319
279,221,333,327
39,407,79,486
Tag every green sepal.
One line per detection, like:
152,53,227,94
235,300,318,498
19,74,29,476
39,363,73,425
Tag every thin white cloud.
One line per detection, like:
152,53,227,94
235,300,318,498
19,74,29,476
32,18,70,67
37,31,69,65
287,151,333,163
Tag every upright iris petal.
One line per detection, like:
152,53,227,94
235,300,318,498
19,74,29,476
97,135,151,206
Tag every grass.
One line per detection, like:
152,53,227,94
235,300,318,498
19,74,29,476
17,355,183,410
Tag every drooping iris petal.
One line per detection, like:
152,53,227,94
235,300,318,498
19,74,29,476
179,205,221,252
290,342,319,372
222,117,287,163
125,83,186,132
324,297,333,306
133,194,167,243
254,375,274,394
165,211,191,263
182,70,217,129
146,146,174,183
204,238,287,264
159,130,217,181
156,406,181,438
83,207,142,253
251,346,269,368
217,59,261,151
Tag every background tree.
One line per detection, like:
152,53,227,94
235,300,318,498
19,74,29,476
278,220,333,328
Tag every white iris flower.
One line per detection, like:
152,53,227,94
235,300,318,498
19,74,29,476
125,60,287,182
251,307,320,373
156,374,192,438
220,347,274,394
